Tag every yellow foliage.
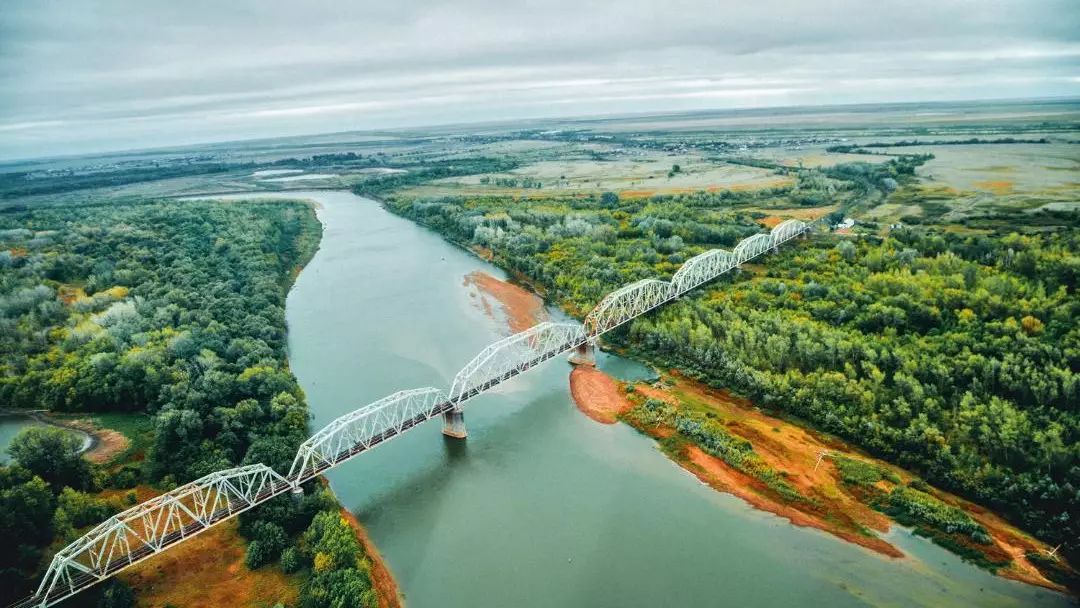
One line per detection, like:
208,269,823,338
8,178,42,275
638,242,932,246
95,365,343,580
957,308,976,324
1020,315,1044,335
102,286,130,299
313,552,333,572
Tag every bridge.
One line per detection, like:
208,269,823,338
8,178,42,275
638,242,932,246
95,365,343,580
14,218,815,608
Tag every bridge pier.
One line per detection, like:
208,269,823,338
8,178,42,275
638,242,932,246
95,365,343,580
290,485,304,504
567,341,596,366
442,407,467,439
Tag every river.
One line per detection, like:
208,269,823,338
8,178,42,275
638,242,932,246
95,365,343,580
207,191,1067,607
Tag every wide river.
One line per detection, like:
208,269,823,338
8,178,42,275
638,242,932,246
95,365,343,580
217,191,1066,607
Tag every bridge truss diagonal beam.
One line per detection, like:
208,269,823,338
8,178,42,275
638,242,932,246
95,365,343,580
449,322,587,404
670,249,736,294
583,279,674,338
733,232,774,264
25,465,289,608
288,387,451,483
770,219,808,245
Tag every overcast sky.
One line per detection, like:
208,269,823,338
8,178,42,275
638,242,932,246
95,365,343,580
1,0,1078,160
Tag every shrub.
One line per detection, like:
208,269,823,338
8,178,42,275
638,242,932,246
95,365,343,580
245,540,272,569
251,521,288,557
97,579,136,608
281,547,301,574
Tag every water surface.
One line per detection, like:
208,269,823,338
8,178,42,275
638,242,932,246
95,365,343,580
0,415,45,464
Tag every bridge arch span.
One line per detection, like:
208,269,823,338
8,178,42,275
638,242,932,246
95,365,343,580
733,232,773,264
449,322,586,404
584,278,673,337
671,249,736,294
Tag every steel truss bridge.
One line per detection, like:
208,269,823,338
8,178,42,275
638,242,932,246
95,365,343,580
15,219,814,608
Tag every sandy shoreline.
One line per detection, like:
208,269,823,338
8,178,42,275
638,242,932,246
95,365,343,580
464,270,548,332
341,510,404,608
568,367,1070,593
569,366,634,424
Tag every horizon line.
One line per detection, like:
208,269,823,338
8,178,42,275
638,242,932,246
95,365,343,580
3,93,1078,166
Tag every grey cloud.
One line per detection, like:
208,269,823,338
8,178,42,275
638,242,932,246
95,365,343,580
1,0,1078,159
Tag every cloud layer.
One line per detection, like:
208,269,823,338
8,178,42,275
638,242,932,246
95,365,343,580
2,0,1078,159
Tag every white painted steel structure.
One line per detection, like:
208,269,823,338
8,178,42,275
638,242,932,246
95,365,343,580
16,219,813,608
288,388,451,483
733,232,773,263
27,465,288,608
449,322,587,404
583,279,674,337
670,249,736,293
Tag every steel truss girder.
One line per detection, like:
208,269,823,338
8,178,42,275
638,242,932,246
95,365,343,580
671,249,736,294
449,322,586,403
288,387,450,482
770,219,808,245
28,464,288,608
733,232,773,264
583,278,674,337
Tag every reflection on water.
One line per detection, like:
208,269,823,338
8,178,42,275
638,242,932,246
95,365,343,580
231,190,1069,608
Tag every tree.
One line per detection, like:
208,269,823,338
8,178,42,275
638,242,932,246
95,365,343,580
245,540,273,569
246,520,288,569
600,191,620,207
8,427,92,491
0,468,54,604
303,511,360,571
281,547,301,574
96,579,136,608
301,569,377,608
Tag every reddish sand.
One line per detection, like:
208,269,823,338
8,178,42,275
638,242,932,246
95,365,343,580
40,414,130,464
464,271,548,333
569,366,634,424
341,510,404,608
121,518,301,608
85,428,129,463
629,378,901,557
627,377,1069,592
684,446,902,557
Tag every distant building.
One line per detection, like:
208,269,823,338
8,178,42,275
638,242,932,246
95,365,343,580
834,218,855,230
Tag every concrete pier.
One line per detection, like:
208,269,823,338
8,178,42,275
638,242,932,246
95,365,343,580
567,342,596,366
442,407,467,439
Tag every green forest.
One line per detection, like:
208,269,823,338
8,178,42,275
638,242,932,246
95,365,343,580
382,163,1080,564
0,197,378,606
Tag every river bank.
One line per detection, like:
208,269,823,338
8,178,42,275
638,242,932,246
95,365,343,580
31,412,126,463
463,270,548,333
0,409,114,462
569,366,1073,594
